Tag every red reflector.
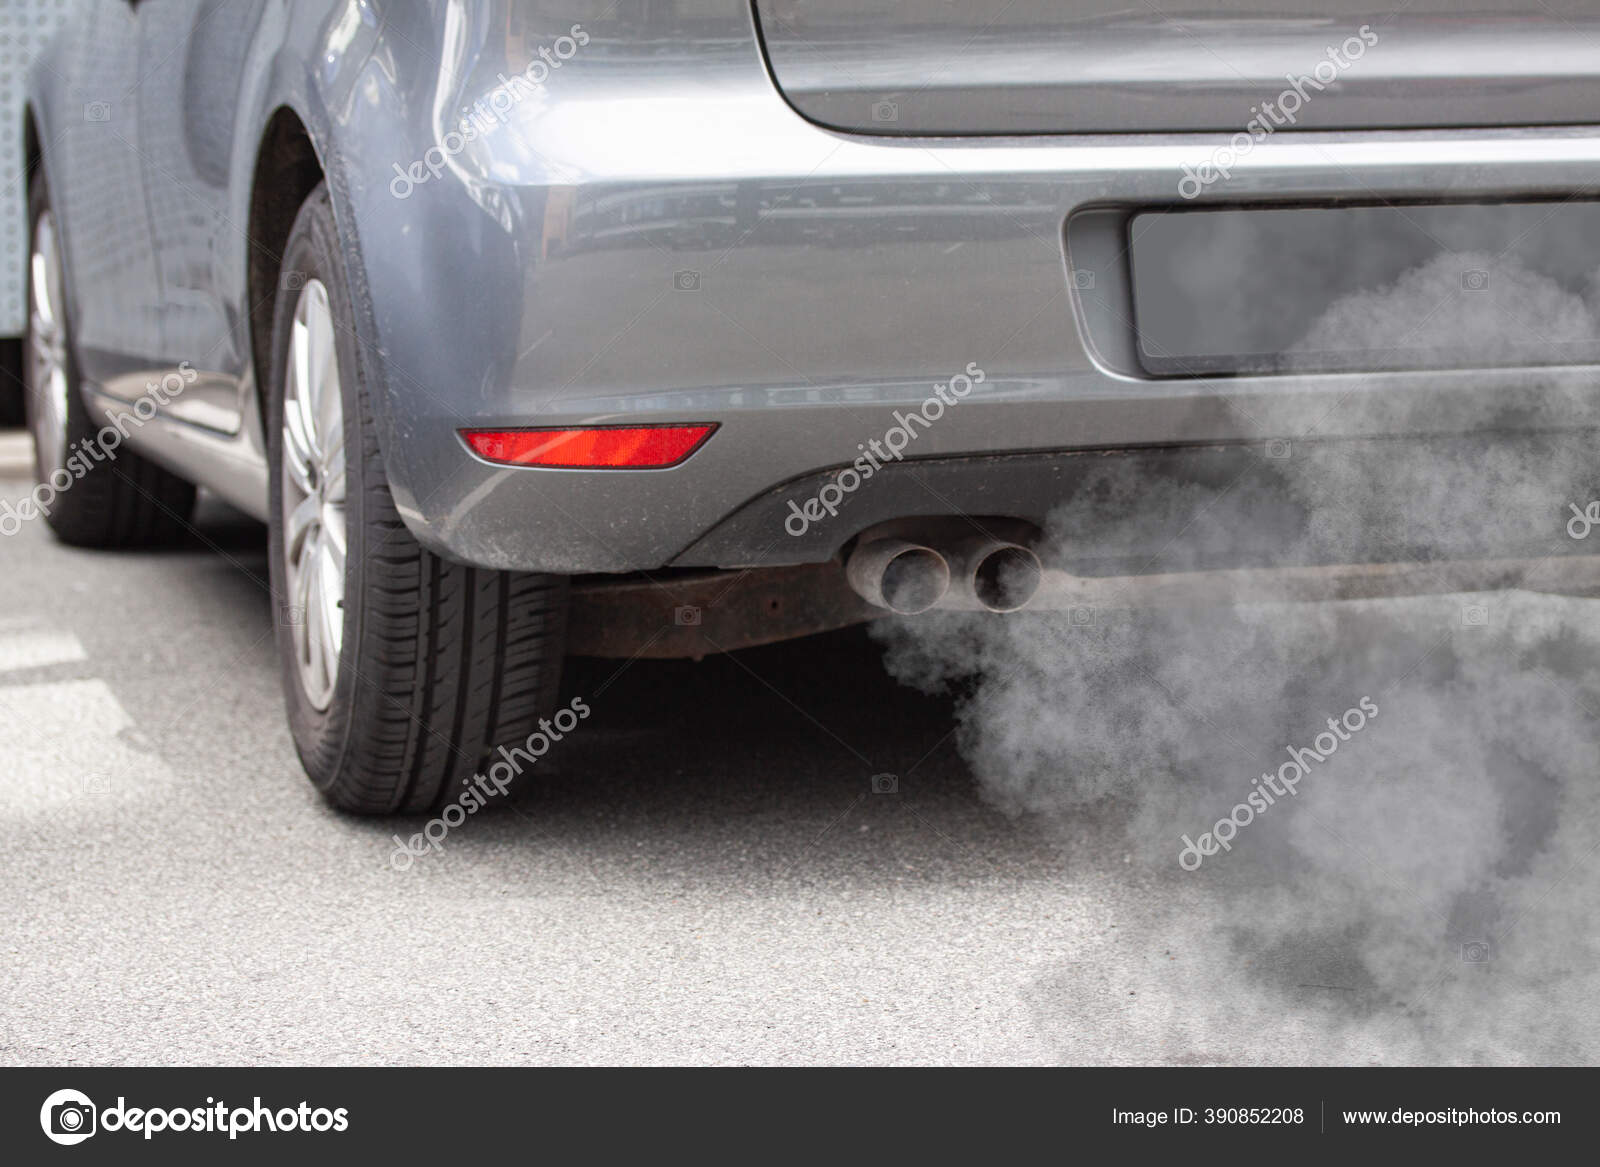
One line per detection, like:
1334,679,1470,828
460,424,717,469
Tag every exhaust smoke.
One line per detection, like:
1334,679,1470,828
871,247,1600,1064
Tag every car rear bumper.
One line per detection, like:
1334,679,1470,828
344,3,1600,575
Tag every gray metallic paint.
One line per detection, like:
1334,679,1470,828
25,1,1600,574
753,2,1600,135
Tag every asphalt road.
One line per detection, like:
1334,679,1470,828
0,460,1105,1065
3,453,1595,1066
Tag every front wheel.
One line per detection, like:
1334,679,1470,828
266,184,569,814
22,171,195,547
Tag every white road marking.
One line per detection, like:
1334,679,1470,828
0,678,175,823
0,621,87,673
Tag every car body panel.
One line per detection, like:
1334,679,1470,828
28,0,381,520
130,0,269,436
29,2,165,389
752,1,1600,135
24,0,1600,573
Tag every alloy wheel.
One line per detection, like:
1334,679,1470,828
280,279,347,711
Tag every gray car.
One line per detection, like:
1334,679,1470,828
19,0,1600,812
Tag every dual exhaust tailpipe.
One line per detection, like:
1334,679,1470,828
845,536,1042,615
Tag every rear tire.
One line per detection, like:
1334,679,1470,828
266,184,569,814
23,172,196,547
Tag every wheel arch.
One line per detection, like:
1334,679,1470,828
22,101,41,182
245,106,327,442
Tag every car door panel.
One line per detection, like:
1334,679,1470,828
133,0,267,434
50,0,164,390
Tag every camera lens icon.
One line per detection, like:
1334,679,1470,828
1461,269,1490,291
41,1090,97,1145
871,100,899,123
673,270,700,291
870,772,899,794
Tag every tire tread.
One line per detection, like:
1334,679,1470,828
269,184,567,816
